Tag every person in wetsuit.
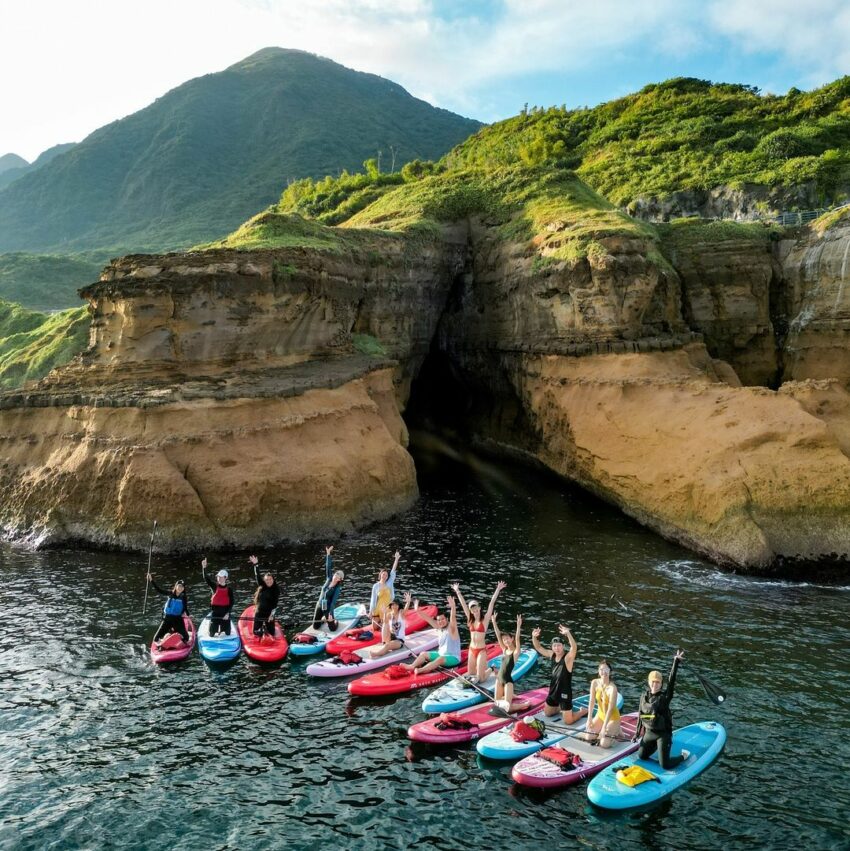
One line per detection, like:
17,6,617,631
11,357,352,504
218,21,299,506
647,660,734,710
492,612,523,711
634,649,686,769
148,575,189,647
531,624,588,725
249,554,280,639
313,545,344,631
202,558,234,636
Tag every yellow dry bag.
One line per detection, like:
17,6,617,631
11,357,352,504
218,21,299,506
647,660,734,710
616,765,659,787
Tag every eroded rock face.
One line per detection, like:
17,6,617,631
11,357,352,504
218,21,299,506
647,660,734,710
779,219,850,384
0,237,464,551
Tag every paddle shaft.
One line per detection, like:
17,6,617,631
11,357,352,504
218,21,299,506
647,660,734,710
142,520,157,615
612,597,727,705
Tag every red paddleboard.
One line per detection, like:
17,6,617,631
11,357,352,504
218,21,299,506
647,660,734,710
347,643,501,697
408,687,550,744
325,605,438,654
150,615,196,664
237,605,289,663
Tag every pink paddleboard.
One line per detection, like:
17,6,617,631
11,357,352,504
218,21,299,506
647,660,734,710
150,615,196,664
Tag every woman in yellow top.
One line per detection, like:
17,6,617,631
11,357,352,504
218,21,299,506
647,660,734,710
584,658,621,748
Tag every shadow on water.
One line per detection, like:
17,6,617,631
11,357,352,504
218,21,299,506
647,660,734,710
0,437,848,849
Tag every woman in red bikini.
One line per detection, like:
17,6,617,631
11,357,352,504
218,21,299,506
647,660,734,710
451,580,506,683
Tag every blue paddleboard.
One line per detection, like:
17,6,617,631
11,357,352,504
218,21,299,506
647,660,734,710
586,721,726,810
197,612,241,663
289,603,366,656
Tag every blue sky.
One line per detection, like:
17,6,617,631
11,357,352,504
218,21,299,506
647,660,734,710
4,0,850,161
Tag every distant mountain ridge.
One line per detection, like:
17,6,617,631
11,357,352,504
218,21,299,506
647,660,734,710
0,47,481,254
0,144,76,191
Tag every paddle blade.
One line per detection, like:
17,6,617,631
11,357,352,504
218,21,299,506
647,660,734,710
694,668,727,705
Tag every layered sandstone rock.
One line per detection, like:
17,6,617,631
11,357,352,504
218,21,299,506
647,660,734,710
779,217,850,384
0,237,463,551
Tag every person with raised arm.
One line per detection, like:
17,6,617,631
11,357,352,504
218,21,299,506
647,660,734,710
633,650,686,768
451,580,507,683
531,623,588,724
585,659,621,748
313,545,344,632
148,574,190,649
249,554,280,640
370,591,412,658
491,613,523,711
400,596,461,675
202,557,234,636
369,551,401,629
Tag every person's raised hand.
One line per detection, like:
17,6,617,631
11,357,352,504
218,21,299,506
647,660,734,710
532,627,541,639
496,580,507,593
249,555,259,566
325,545,334,555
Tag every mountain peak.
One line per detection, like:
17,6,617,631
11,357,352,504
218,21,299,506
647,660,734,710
0,153,29,174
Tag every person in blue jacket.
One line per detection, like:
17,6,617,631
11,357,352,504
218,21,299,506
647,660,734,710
313,545,345,631
148,574,189,648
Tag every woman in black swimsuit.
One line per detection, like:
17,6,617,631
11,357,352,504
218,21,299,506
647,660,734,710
491,613,523,711
531,624,588,724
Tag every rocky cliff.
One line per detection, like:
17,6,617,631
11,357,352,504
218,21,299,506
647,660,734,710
4,179,850,571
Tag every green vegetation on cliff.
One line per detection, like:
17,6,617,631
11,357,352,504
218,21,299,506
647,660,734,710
0,48,480,255
0,252,105,311
0,300,89,389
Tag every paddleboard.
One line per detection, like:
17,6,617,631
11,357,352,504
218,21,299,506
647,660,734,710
289,603,367,657
476,692,625,761
421,648,538,713
306,628,440,677
408,686,550,745
512,714,639,788
587,721,726,810
197,612,241,662
324,605,438,654
150,615,196,664
347,644,501,697
237,605,289,663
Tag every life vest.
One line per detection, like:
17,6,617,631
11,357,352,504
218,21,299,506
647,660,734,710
295,633,318,644
510,717,546,742
163,596,184,617
616,765,660,787
211,585,230,607
538,747,582,769
384,664,410,679
435,712,476,731
332,649,361,665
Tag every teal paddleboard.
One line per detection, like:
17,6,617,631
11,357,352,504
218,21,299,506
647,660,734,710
586,721,726,810
422,649,538,713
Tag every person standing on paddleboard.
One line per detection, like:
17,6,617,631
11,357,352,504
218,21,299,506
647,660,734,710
148,575,189,649
451,580,506,683
585,659,621,747
400,596,462,675
202,558,234,636
371,592,412,658
369,551,401,630
313,545,344,631
249,554,280,640
633,649,686,769
531,624,588,725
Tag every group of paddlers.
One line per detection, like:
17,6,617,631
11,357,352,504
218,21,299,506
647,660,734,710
148,547,685,768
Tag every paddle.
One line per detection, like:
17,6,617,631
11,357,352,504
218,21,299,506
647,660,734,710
612,597,727,705
142,520,157,614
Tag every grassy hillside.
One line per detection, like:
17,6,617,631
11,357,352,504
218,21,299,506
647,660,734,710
0,300,89,389
0,48,480,255
442,76,850,207
0,252,105,310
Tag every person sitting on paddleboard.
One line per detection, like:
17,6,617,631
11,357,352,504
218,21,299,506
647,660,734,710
492,612,524,711
148,574,189,649
585,659,621,748
371,592,412,658
313,545,344,631
202,558,234,636
531,624,588,724
400,596,461,676
369,551,401,629
633,649,686,769
249,554,280,640
451,580,506,684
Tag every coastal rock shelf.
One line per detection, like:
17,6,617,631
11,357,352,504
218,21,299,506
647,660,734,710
4,210,850,570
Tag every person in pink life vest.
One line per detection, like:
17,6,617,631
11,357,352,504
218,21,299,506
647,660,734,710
201,557,234,636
